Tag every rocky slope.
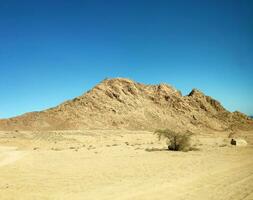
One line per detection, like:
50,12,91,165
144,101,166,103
0,78,252,132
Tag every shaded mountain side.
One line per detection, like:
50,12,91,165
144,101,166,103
0,78,252,132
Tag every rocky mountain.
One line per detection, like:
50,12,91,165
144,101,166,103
0,78,252,132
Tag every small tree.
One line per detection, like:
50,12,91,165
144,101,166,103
154,129,193,151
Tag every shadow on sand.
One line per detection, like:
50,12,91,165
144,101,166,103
145,147,168,152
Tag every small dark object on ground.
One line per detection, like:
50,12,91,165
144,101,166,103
231,139,236,145
168,145,180,151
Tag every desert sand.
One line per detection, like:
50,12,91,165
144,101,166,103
0,129,253,200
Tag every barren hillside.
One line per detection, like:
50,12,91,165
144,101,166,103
0,78,252,131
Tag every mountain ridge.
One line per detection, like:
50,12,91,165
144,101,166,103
0,78,252,132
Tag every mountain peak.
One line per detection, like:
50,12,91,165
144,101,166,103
188,89,205,97
0,77,252,131
101,77,135,84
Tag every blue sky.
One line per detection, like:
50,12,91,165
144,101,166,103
0,0,252,118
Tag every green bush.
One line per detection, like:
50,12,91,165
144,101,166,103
154,129,193,151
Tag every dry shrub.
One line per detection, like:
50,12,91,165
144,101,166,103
154,129,193,151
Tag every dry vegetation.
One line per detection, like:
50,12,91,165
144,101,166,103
155,129,194,151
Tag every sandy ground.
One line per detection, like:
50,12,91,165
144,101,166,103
0,130,253,200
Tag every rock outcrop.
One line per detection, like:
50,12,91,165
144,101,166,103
0,78,252,132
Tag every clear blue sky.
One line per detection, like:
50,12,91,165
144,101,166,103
0,0,252,118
